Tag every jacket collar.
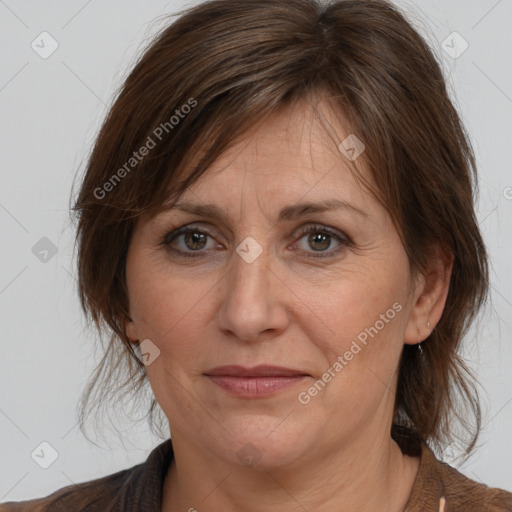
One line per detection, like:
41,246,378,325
119,436,446,511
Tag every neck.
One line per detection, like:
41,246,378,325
161,426,420,512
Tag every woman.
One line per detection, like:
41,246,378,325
2,0,511,510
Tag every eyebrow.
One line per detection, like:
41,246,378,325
169,198,368,223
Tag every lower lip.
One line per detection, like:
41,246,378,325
206,375,308,397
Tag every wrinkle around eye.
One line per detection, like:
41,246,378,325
158,224,356,265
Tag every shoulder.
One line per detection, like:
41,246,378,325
435,456,512,511
411,440,512,511
0,439,174,512
394,427,512,512
0,466,132,512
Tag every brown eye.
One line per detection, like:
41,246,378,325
307,232,332,251
162,225,220,258
293,224,351,259
183,231,208,250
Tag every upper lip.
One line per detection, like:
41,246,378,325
204,365,310,377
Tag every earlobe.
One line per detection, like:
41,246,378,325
124,318,139,343
403,246,454,345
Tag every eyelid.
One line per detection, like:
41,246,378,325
160,221,352,260
161,222,220,246
289,224,352,258
292,223,351,243
161,222,349,243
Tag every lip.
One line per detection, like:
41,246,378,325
204,365,310,377
204,365,310,398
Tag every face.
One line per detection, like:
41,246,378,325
125,99,428,470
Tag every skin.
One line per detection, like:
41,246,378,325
124,98,453,512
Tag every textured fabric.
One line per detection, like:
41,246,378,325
1,434,511,511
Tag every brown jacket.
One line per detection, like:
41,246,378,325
1,436,511,511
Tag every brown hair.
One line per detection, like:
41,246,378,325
71,0,488,456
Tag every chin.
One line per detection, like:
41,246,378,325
212,415,317,469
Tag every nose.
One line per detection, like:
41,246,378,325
216,243,290,342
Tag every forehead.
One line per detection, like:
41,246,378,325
183,99,370,204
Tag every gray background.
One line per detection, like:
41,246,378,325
1,0,511,502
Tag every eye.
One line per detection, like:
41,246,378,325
161,225,221,258
160,223,351,260
292,224,351,258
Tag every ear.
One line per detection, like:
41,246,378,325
403,244,454,345
124,316,139,344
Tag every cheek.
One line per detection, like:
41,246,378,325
127,261,216,368
294,262,409,414
300,266,408,360
129,273,212,411
127,244,199,332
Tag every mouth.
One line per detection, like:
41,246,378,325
203,365,310,398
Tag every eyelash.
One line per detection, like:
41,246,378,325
160,223,352,260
